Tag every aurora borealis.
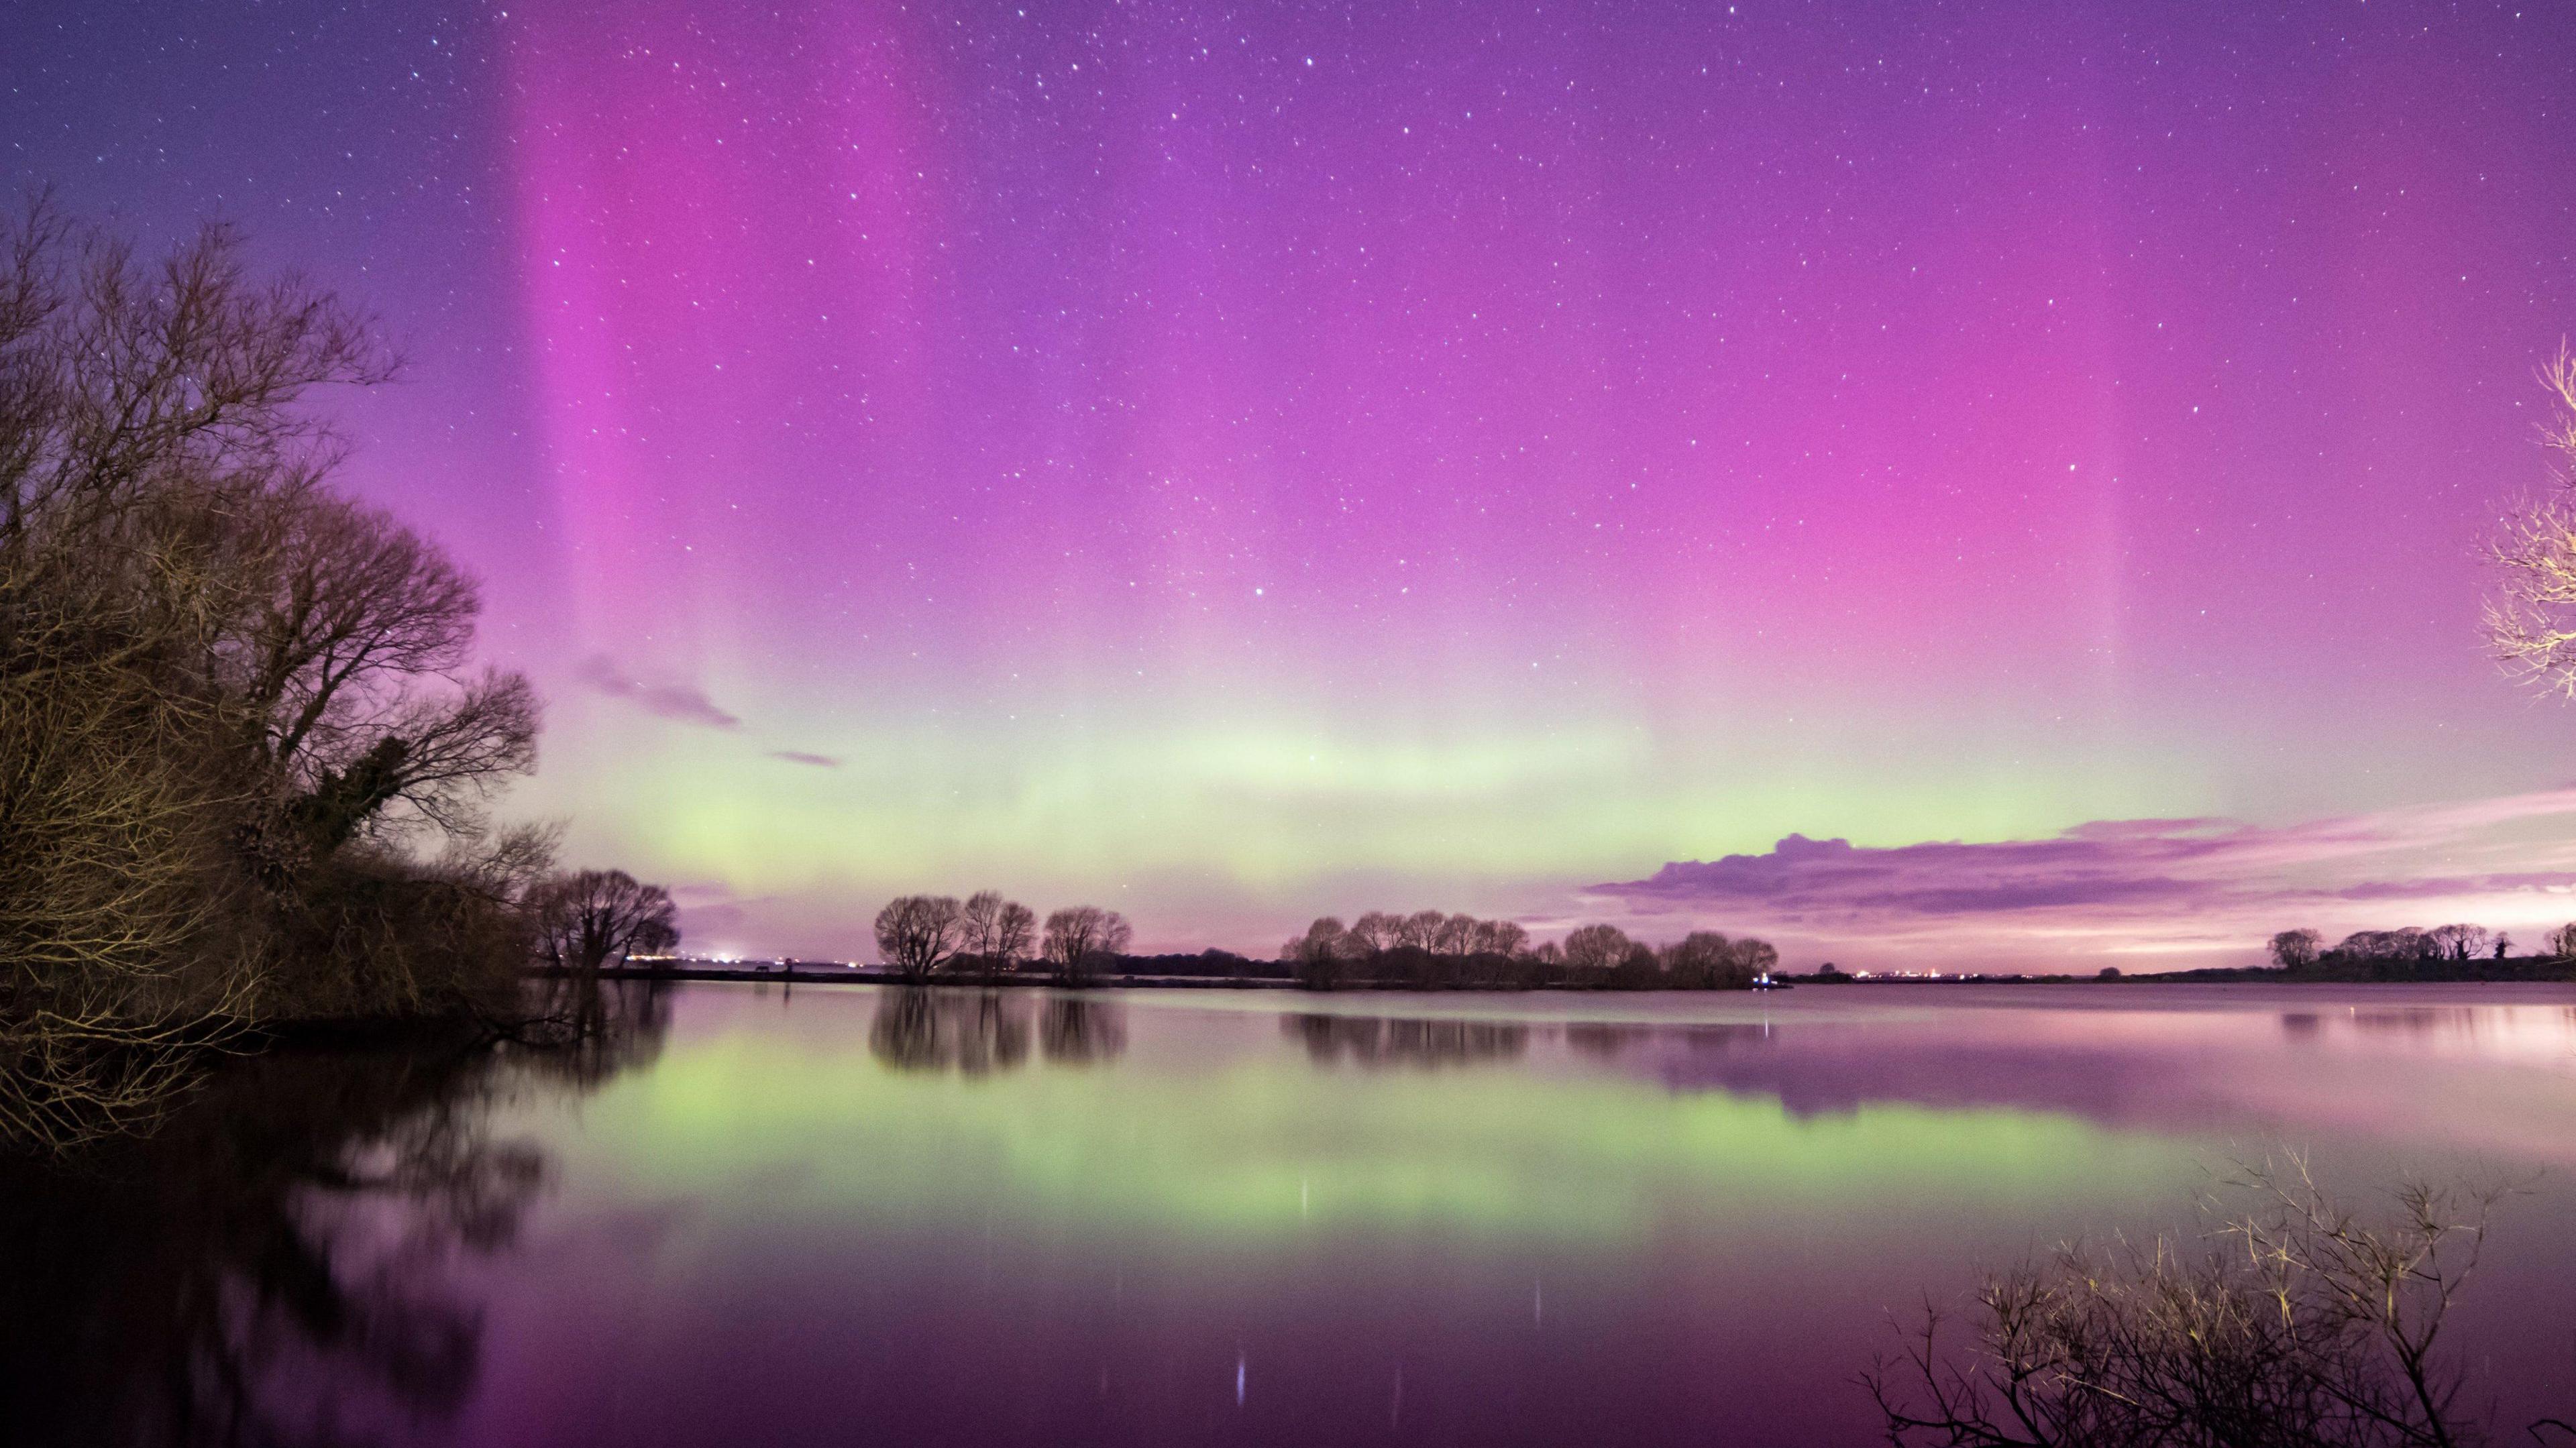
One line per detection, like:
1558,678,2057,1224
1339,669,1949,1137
12,0,2576,964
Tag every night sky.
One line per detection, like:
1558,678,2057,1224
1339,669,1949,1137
12,0,2576,966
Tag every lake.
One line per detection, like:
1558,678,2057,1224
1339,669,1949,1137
11,980,2576,1445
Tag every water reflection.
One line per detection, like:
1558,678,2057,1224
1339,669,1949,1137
0,981,670,1448
867,988,1128,1074
1039,995,1127,1065
1285,1012,1530,1068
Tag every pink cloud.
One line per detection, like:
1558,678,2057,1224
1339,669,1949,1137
1587,789,2576,970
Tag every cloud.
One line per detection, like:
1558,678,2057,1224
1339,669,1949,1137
577,655,742,730
1587,788,2576,968
767,750,842,769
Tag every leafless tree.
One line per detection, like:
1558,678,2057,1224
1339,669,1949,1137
1042,905,1132,985
1397,909,1445,950
2425,924,2492,962
1560,924,1632,972
960,891,1036,972
2487,349,2576,697
1661,930,1738,986
2271,928,2324,970
1434,912,1477,955
1867,1155,2522,1447
1471,918,1530,958
1,196,549,1034
1348,911,1401,954
529,870,679,975
1281,915,1352,988
875,895,964,982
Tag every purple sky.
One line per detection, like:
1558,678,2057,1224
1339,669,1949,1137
11,0,2576,966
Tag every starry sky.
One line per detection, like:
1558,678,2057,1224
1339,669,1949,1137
11,0,2576,967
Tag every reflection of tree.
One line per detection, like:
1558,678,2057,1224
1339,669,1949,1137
1565,1023,1654,1058
1283,1013,1529,1068
517,974,675,1088
0,1005,668,1447
863,989,1126,1074
1038,996,1126,1065
868,989,1032,1074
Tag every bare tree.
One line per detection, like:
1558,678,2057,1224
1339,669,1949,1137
1042,905,1132,985
2426,924,2492,962
2487,349,2576,696
0,197,547,1030
875,895,964,982
1397,909,1445,950
529,870,679,975
1435,912,1478,955
2271,928,2324,970
1661,930,1734,985
1471,918,1530,958
1560,924,1632,973
1281,915,1352,989
1868,1156,2518,1447
1347,911,1401,954
960,891,1036,972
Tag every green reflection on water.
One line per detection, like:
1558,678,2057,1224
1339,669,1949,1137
527,1003,2189,1249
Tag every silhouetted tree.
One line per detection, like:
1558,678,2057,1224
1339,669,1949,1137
1869,1158,2516,1447
529,870,678,974
2424,924,2489,962
1560,924,1633,974
875,895,964,982
1042,905,1132,985
960,890,1035,972
1472,918,1529,958
1348,911,1401,954
2270,928,2324,970
2551,923,2576,960
1283,915,1352,989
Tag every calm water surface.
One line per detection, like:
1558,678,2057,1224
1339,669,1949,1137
13,981,2576,1445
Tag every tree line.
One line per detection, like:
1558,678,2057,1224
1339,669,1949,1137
873,893,1136,984
2264,922,2576,980
1280,912,1778,991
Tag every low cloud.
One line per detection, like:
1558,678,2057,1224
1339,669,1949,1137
767,750,842,769
578,655,742,730
1588,789,2576,969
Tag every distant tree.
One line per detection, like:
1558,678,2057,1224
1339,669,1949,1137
2269,928,2323,970
1043,905,1132,985
2098,966,2122,980
875,894,964,981
1560,924,1632,973
1348,911,1401,954
1815,961,1847,979
1436,912,1478,955
1398,909,1446,951
1531,941,1563,968
2551,922,2576,960
2486,349,2576,695
960,890,1036,972
1283,915,1352,989
1662,930,1731,983
2426,924,2492,962
1472,918,1529,958
532,869,680,974
1728,938,1780,979
2494,932,2513,959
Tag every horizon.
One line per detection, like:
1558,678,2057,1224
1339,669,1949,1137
14,0,2576,970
